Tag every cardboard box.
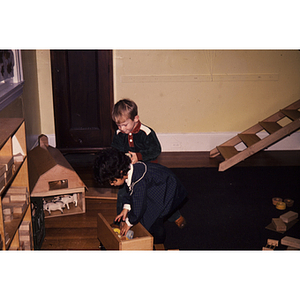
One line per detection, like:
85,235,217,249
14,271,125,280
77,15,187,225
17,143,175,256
97,212,153,250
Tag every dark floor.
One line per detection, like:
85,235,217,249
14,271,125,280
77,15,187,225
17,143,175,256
39,150,300,250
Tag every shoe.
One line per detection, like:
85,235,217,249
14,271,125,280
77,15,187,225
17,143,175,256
175,216,186,229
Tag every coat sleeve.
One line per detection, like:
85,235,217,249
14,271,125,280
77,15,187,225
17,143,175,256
127,177,148,226
139,130,161,162
111,131,126,152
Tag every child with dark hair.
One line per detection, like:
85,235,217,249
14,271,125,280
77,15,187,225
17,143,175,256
111,98,186,228
94,147,187,244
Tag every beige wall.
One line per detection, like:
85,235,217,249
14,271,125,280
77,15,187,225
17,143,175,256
18,49,300,151
114,50,300,133
21,50,55,149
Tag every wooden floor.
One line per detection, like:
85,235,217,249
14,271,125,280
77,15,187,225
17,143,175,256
40,150,300,250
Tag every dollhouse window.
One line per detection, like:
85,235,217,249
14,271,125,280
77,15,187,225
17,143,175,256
0,50,24,111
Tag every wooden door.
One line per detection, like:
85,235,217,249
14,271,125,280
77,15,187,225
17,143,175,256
50,50,114,152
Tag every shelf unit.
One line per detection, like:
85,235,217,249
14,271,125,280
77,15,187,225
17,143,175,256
0,118,33,250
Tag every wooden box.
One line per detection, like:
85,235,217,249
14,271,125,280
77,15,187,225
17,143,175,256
97,212,153,250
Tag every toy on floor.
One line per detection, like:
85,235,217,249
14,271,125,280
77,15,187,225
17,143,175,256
262,239,278,250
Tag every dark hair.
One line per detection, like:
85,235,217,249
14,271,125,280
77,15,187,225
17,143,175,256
93,147,131,185
112,99,138,123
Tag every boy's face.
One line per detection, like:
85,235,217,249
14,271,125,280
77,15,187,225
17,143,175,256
116,115,139,134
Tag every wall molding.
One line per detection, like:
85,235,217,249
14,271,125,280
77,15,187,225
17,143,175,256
157,132,300,152
34,132,299,153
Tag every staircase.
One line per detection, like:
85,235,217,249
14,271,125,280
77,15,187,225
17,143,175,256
210,99,300,171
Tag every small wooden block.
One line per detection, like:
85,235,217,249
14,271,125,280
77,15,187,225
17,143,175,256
276,201,286,210
13,153,24,163
19,221,31,231
284,199,294,207
7,186,28,194
272,218,287,231
2,195,10,204
3,208,12,215
4,214,13,222
0,175,5,192
280,211,298,223
281,236,300,249
19,229,30,236
13,203,27,214
262,239,278,250
267,239,279,247
0,156,13,171
9,194,27,202
0,164,6,176
19,235,31,242
23,241,31,250
272,197,282,205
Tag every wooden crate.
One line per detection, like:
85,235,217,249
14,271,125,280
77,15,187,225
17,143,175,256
97,212,153,250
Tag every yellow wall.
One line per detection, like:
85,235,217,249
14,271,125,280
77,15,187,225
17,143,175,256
21,50,41,141
21,50,55,148
35,50,55,134
19,49,300,150
114,50,300,133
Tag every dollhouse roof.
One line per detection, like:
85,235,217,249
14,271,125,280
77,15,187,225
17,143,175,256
28,145,86,196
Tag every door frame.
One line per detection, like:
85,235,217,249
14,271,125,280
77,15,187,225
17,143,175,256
50,50,114,153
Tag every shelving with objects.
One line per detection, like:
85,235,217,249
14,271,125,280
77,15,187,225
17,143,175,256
0,118,33,250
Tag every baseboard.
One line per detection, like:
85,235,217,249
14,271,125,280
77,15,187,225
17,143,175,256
27,132,299,152
157,132,300,152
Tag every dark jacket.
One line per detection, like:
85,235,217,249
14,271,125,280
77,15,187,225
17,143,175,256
123,162,187,230
111,121,161,162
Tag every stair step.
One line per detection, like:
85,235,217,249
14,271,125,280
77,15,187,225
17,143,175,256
211,99,300,171
217,146,239,160
281,109,300,121
259,122,282,134
238,134,261,147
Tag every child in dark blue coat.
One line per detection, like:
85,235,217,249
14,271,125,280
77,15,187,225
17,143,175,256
94,147,187,244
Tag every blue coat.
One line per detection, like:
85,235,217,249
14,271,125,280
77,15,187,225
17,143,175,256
123,162,187,230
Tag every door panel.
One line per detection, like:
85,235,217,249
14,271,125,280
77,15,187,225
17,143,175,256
51,50,114,152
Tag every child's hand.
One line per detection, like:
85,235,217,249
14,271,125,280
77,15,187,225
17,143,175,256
114,209,128,223
129,151,138,164
120,222,130,236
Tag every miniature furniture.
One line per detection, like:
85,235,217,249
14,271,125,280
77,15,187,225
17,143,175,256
0,118,33,250
210,99,300,171
28,136,86,218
